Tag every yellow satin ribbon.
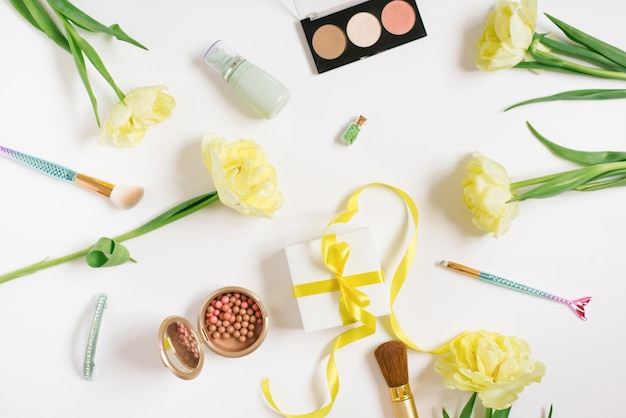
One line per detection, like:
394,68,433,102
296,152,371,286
261,183,454,417
292,234,384,325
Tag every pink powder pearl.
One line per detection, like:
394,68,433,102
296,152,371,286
241,301,249,309
208,316,218,324
234,292,241,298
214,300,223,309
252,303,259,312
221,295,230,304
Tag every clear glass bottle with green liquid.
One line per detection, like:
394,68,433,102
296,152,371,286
342,115,367,145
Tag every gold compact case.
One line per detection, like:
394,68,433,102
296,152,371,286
158,286,269,380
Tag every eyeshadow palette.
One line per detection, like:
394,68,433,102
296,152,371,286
298,0,427,73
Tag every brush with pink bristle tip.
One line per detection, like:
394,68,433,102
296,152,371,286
0,145,144,209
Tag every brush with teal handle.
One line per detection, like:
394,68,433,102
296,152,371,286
0,145,144,209
439,260,591,320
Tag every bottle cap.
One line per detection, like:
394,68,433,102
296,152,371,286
203,40,241,80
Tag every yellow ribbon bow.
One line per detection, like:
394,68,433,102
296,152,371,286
292,233,384,326
261,183,454,418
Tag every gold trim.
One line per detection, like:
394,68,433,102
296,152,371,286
74,173,115,198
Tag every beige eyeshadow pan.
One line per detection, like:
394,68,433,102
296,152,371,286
312,24,347,60
346,12,382,48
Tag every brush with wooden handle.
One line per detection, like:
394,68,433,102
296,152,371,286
374,340,419,418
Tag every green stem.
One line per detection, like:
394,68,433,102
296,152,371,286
510,161,626,201
539,35,626,72
510,172,565,190
0,191,219,285
522,34,626,81
530,47,626,80
575,173,626,191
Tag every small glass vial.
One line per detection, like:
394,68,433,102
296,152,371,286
342,115,367,145
203,40,291,119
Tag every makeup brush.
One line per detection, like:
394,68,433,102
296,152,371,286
374,340,419,418
0,145,144,209
439,260,591,320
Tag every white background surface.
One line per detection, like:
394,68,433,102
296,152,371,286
0,0,624,417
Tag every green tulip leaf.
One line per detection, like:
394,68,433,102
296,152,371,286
20,0,70,52
491,407,512,418
506,89,626,111
460,392,477,418
8,0,41,33
86,237,136,268
441,393,477,418
545,13,626,68
538,34,626,72
62,21,125,101
45,0,147,50
62,19,100,125
526,122,626,165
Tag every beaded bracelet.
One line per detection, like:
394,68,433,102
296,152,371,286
83,293,108,381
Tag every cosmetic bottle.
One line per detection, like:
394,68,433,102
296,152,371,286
342,115,367,145
203,40,291,119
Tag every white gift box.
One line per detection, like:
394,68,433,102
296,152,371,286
284,227,389,333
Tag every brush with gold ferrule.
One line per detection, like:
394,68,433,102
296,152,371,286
374,340,419,418
0,145,143,209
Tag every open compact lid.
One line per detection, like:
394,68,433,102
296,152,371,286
294,0,368,20
159,315,205,380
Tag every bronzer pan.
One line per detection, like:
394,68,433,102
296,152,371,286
158,286,269,380
295,0,427,73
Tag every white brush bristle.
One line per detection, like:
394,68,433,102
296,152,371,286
110,185,144,209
